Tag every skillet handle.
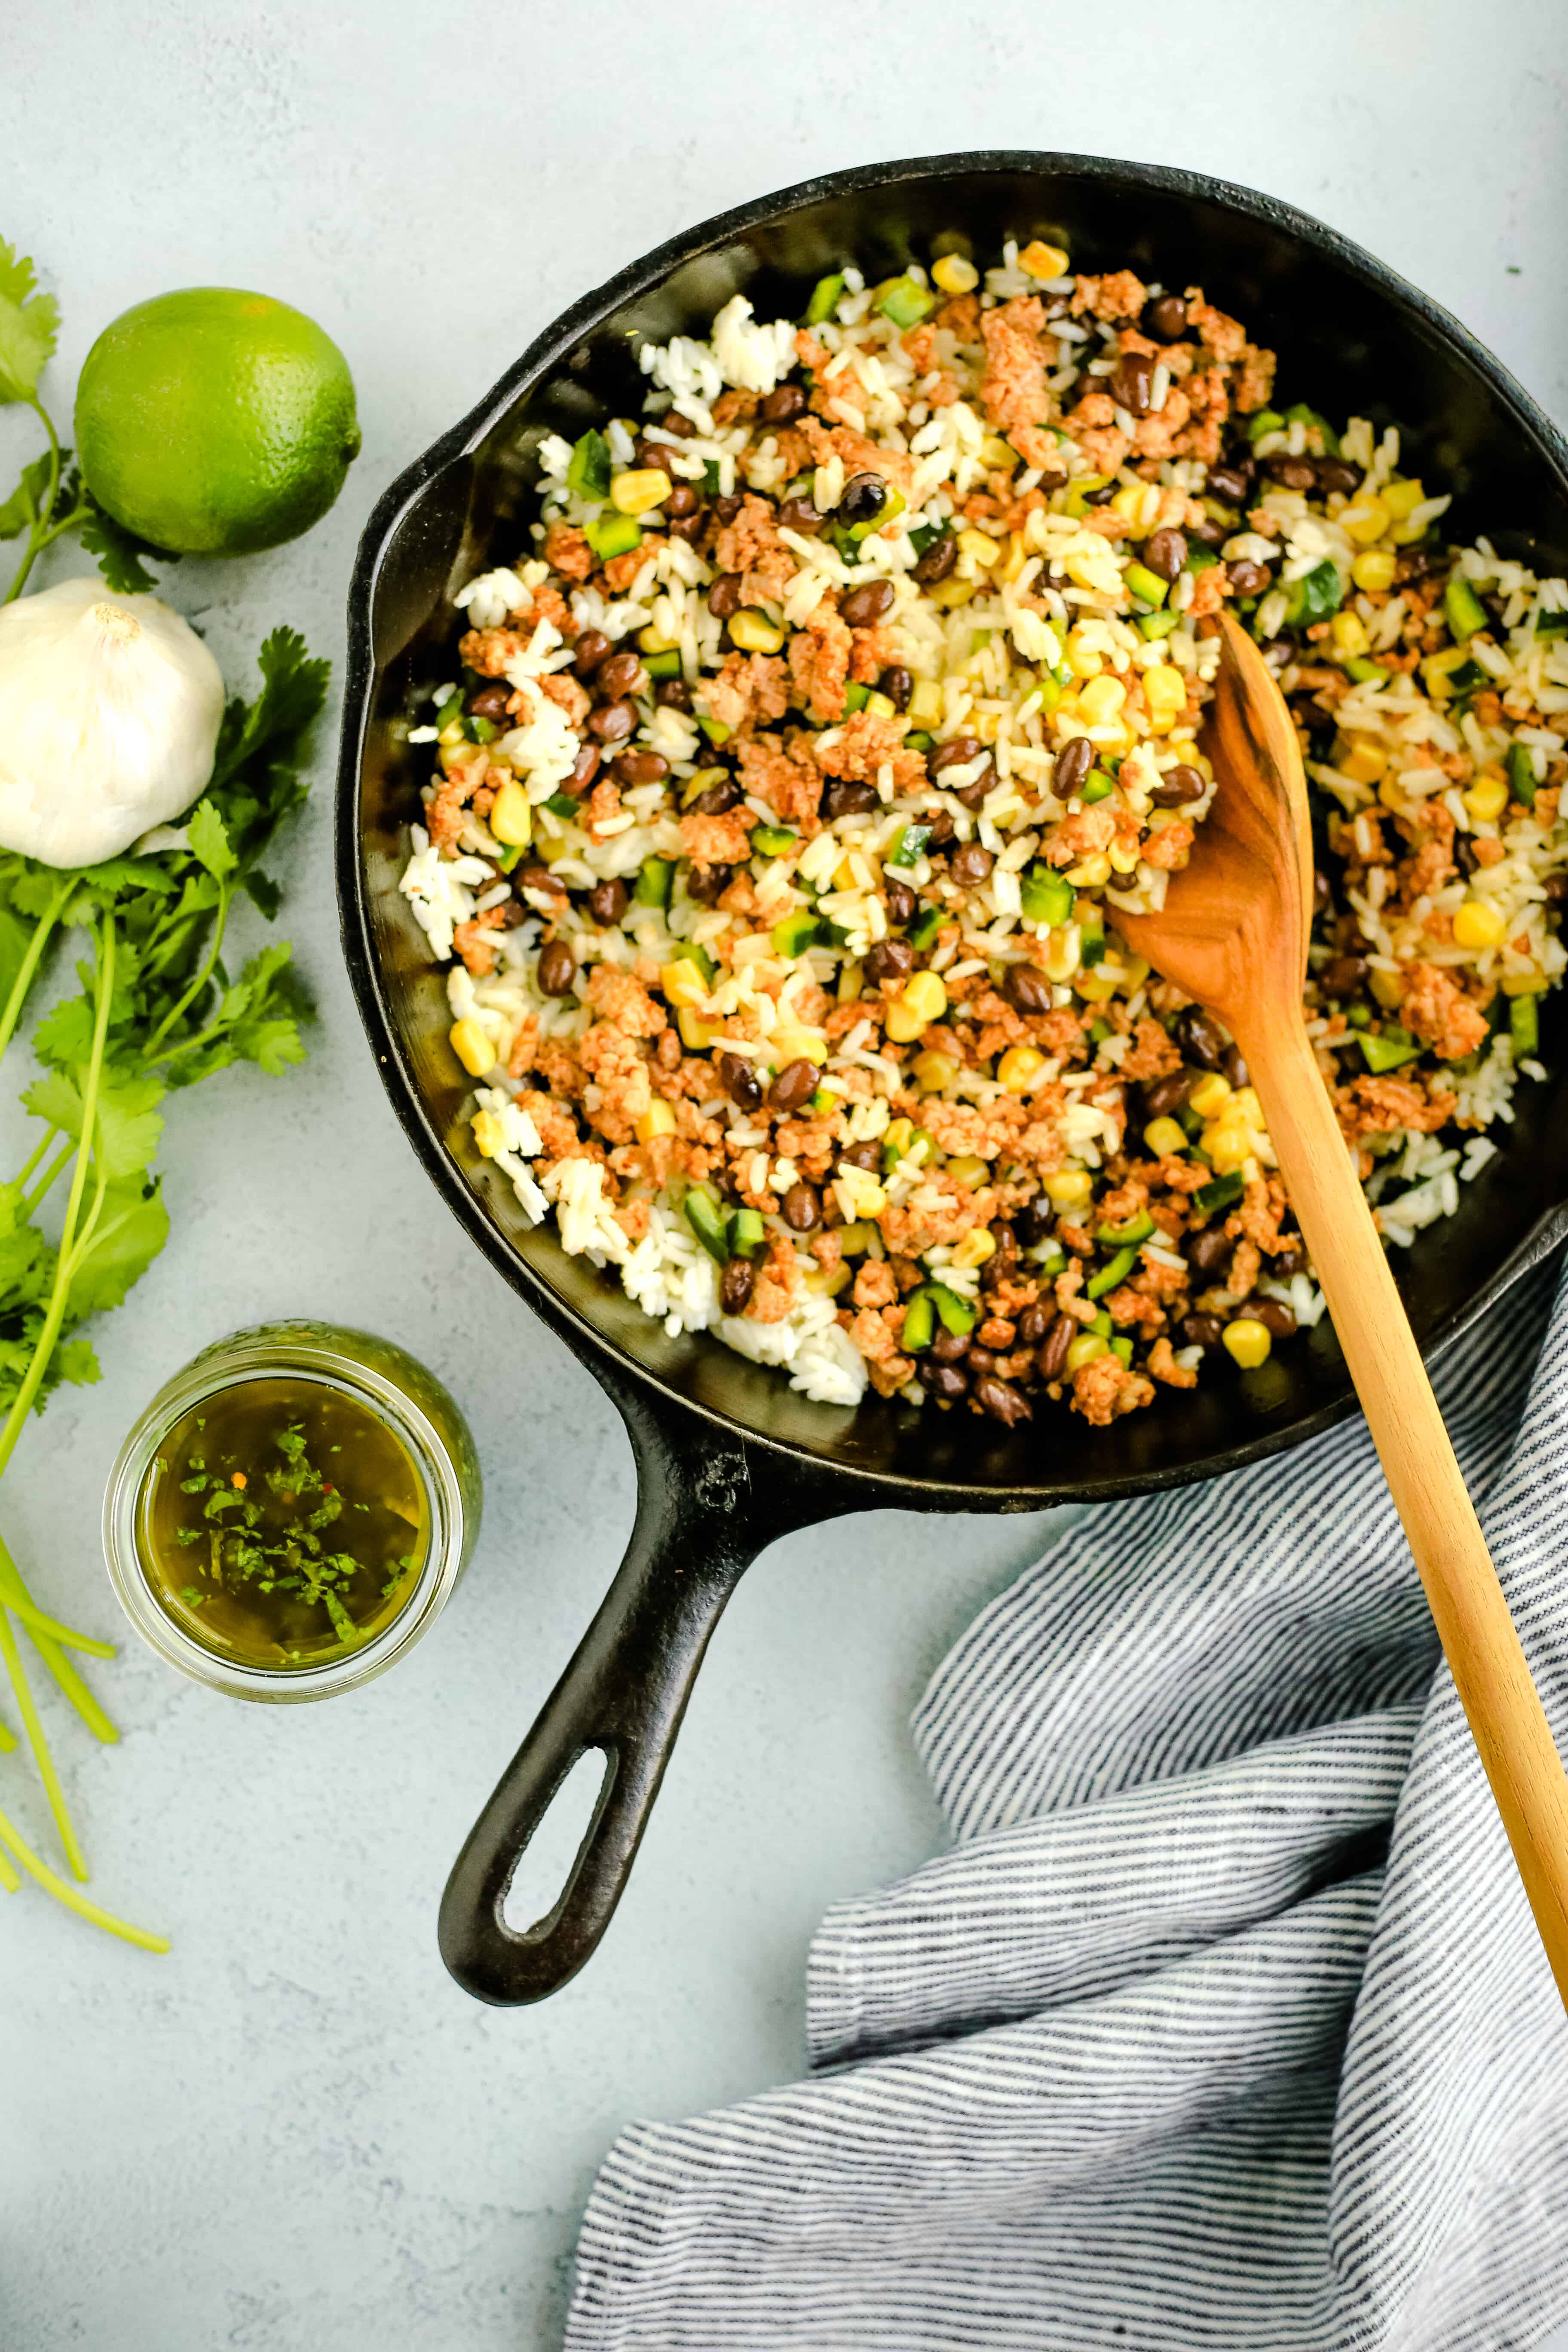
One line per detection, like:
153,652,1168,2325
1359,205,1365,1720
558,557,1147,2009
438,1418,825,2004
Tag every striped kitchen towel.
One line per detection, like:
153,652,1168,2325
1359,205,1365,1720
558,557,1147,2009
566,1255,1568,2350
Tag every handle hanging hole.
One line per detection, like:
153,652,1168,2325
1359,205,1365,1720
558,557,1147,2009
501,1746,615,1935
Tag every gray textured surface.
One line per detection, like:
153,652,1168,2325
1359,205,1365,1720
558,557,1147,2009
3,4,1566,2346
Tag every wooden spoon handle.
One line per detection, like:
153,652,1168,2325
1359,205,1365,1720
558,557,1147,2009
1242,1014,1568,2007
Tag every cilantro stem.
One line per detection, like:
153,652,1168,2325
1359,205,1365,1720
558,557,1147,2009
2,398,62,606
141,879,231,1062
0,1712,15,1755
0,1577,114,1656
22,1139,73,1221
0,1601,87,1878
26,1627,118,1744
0,1797,167,1951
0,878,72,1069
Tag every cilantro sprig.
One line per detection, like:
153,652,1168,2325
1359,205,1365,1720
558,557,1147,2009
0,625,327,1948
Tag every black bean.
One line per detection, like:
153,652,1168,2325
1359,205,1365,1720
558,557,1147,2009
824,778,880,819
951,842,994,886
685,864,732,906
1455,835,1480,878
964,1347,1000,1380
1544,873,1568,906
716,1051,762,1111
840,579,895,628
1016,1301,1055,1346
975,1373,1031,1426
1180,1313,1225,1350
929,1326,970,1364
865,938,914,987
712,493,744,524
1315,457,1360,497
781,1181,820,1231
567,744,600,796
573,628,612,677
499,900,528,930
1143,294,1188,343
1142,528,1188,583
668,509,706,544
841,1139,881,1173
1270,1244,1307,1277
466,680,513,720
1276,457,1323,494
1015,1199,1054,1248
1005,963,1054,1015
588,698,637,744
925,1362,969,1402
720,1258,756,1315
1221,1044,1249,1089
1205,463,1252,508
1226,557,1272,597
537,940,576,997
588,878,629,926
1187,1227,1234,1276
1174,1008,1224,1070
1189,513,1230,548
597,651,647,700
518,863,566,902
770,1059,819,1114
839,472,888,528
1053,735,1094,798
664,483,701,520
1143,1070,1191,1119
989,1219,1017,1263
1313,868,1333,916
1245,1296,1296,1339
760,383,806,424
880,665,913,711
612,749,669,786
930,735,983,778
778,498,824,533
708,572,744,618
692,776,740,815
922,808,956,848
655,675,693,710
913,534,957,584
883,876,916,925
1112,352,1156,417
1150,764,1205,808
1321,954,1368,998
1037,1317,1074,1382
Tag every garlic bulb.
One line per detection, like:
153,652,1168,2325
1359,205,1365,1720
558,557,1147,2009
0,576,226,867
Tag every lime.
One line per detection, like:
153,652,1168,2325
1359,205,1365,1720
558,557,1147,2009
74,288,361,557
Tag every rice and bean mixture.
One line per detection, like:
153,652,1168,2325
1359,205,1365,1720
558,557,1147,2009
399,238,1568,1426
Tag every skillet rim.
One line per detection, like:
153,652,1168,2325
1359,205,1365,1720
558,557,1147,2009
336,146,1568,1511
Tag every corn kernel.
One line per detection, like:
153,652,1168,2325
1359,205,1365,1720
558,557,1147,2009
837,959,864,1004
838,1220,876,1256
1381,477,1425,520
729,608,785,655
836,1164,887,1220
1502,970,1547,997
1065,853,1112,888
660,957,709,1008
1229,1087,1264,1128
933,253,980,296
1338,735,1387,785
1453,899,1509,950
1078,674,1127,726
1000,530,1031,582
1422,644,1474,701
1143,1116,1188,1158
926,576,977,611
610,467,671,515
1019,239,1069,280
1065,1330,1109,1372
769,1026,828,1067
863,689,897,720
913,1048,959,1093
1463,774,1509,822
449,1019,494,1078
883,1118,914,1158
1351,548,1397,595
1111,481,1163,531
677,1008,718,1049
1203,1118,1254,1173
1075,973,1118,1003
634,1098,677,1144
977,432,1014,468
1167,736,1202,767
1188,1071,1232,1118
908,678,945,727
885,968,948,1042
1043,925,1082,982
1063,627,1103,681
1368,968,1405,1011
1143,664,1187,729
946,1154,989,1188
804,1261,852,1297
952,1228,997,1270
1222,1317,1272,1369
997,1044,1048,1094
487,775,533,848
1108,837,1142,875
1042,1168,1093,1208
472,1109,506,1158
638,624,680,654
1329,610,1369,658
1342,497,1391,547
958,527,1001,567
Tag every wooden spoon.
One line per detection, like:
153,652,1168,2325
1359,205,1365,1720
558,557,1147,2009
1117,613,1568,2008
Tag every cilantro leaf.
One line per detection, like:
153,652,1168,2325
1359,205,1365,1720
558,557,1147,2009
79,490,178,595
187,800,237,881
0,236,58,405
65,1178,169,1320
243,871,282,921
0,450,51,540
207,628,330,868
22,1067,165,1181
54,1339,101,1389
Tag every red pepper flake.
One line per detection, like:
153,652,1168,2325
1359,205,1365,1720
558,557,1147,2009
231,1471,247,1490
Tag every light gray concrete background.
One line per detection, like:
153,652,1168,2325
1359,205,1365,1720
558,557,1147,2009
2,4,1565,2346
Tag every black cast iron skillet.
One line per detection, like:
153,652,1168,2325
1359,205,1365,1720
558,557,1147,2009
337,151,1568,2005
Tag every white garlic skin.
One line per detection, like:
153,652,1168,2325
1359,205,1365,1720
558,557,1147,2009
0,577,226,867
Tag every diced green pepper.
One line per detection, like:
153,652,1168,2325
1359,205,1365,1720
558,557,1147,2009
1246,409,1285,445
1285,559,1345,629
1062,473,1110,518
907,522,941,558
1087,1246,1137,1300
1035,676,1064,714
751,824,797,858
468,715,499,745
1183,541,1220,576
543,792,579,818
567,429,612,502
1020,867,1075,927
847,486,904,542
1344,657,1389,683
633,855,675,908
435,690,465,732
496,844,523,873
1089,1308,1113,1338
1444,575,1489,642
1110,1335,1134,1366
928,1283,976,1337
698,713,732,745
728,1208,767,1258
702,459,725,497
684,1185,729,1262
1124,560,1169,609
805,272,846,325
1089,1017,1112,1044
876,275,935,329
1508,740,1538,808
685,940,718,987
584,510,642,562
908,903,946,950
1358,1026,1421,1075
901,1290,936,1353
904,729,935,752
888,824,932,869
772,911,827,957
1139,610,1181,641
1080,771,1115,805
1080,932,1108,968
1194,1170,1245,1216
643,648,681,679
1283,401,1339,456
1348,1002,1371,1029
1097,1210,1155,1247
1536,608,1568,641
1510,994,1540,1060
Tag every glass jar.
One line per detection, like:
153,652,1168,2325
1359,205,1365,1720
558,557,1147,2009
103,1320,481,1703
